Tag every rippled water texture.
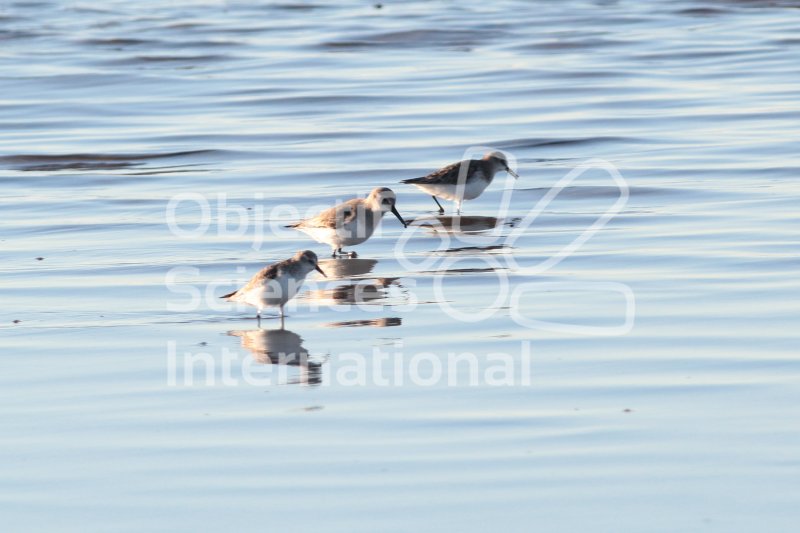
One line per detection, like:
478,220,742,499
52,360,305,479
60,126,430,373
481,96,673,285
1,1,799,532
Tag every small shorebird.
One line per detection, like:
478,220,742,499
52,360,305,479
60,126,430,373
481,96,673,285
220,250,326,324
401,151,518,214
287,187,407,258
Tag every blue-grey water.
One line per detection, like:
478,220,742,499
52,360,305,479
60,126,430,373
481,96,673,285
2,1,799,531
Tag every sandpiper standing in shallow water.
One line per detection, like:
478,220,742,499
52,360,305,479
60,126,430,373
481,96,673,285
287,187,407,258
221,250,326,325
401,151,518,214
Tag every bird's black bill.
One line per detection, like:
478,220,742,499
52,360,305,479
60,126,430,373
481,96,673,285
432,196,445,214
391,205,407,228
315,265,327,278
506,166,519,179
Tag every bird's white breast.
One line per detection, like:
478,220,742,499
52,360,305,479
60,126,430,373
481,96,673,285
415,170,490,201
241,272,300,309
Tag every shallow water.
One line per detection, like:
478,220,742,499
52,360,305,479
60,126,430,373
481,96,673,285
2,1,800,531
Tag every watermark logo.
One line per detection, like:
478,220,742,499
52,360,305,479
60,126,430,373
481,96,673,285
163,149,634,386
167,339,534,388
392,151,633,334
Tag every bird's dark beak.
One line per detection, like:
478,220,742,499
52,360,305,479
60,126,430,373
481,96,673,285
391,205,407,228
314,265,327,278
506,166,519,179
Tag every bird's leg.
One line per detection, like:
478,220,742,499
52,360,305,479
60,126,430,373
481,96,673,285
432,196,445,215
279,314,285,330
455,200,462,215
257,310,261,326
279,304,284,318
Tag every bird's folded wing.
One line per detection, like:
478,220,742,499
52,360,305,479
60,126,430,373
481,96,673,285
402,160,464,185
235,262,283,294
295,199,359,229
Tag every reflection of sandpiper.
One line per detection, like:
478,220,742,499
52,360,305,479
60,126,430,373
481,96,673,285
287,187,407,258
317,258,377,280
305,277,400,306
412,215,500,233
228,328,322,386
325,317,402,328
402,151,518,214
220,250,326,325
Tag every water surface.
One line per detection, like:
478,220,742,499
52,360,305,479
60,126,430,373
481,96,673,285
1,1,799,532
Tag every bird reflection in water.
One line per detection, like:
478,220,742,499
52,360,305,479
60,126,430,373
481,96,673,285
316,258,377,279
408,215,500,233
228,327,322,386
325,317,402,328
304,277,401,306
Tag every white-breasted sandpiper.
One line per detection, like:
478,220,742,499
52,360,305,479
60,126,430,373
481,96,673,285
287,187,407,258
221,250,326,324
402,151,518,214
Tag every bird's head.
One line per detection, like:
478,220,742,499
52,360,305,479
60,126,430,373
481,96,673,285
483,151,519,178
295,250,326,277
368,187,407,227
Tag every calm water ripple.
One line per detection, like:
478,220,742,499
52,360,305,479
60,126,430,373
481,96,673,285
1,1,799,532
